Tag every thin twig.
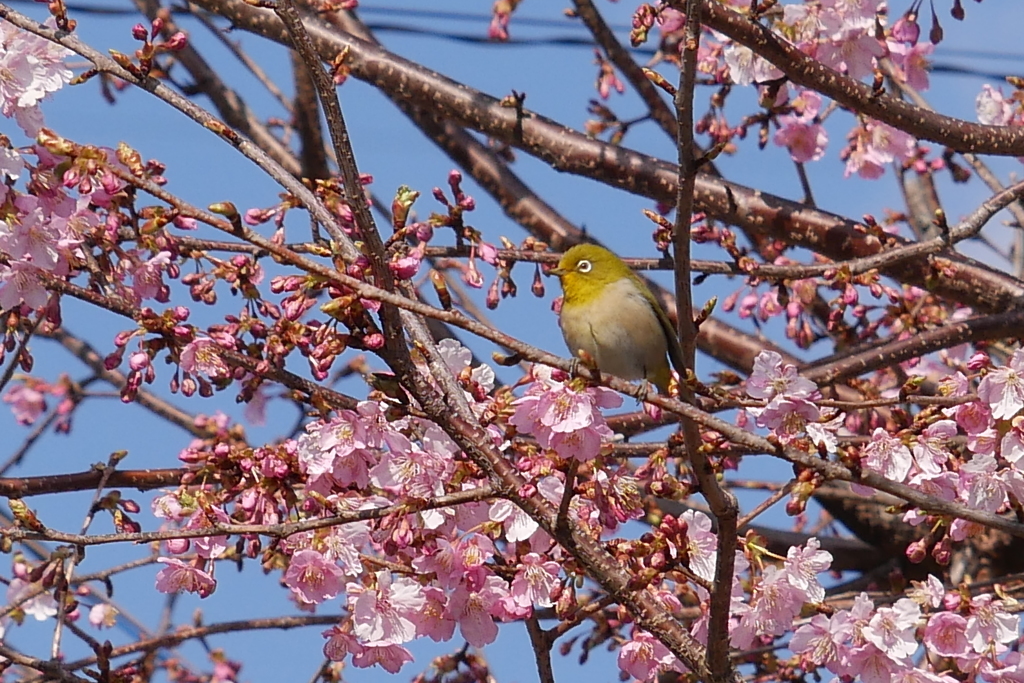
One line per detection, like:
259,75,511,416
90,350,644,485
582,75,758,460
49,452,124,657
737,481,793,529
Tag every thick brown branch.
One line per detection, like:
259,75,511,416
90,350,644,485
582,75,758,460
0,468,185,498
170,0,1024,315
696,1,1024,155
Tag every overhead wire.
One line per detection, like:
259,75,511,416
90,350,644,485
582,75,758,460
6,0,1023,81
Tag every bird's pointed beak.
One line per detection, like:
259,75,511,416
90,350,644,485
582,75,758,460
549,265,567,277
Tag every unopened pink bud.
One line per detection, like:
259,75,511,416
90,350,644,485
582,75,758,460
163,32,187,50
967,352,990,371
165,537,190,554
128,351,150,371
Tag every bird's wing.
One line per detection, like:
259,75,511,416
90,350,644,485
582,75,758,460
653,298,687,377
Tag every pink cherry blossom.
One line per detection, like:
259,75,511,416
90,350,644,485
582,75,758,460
283,549,345,605
7,578,58,620
806,410,845,454
912,420,956,474
389,251,421,280
978,349,1024,420
370,430,453,499
349,571,426,645
753,396,821,444
821,0,882,28
1001,467,1024,509
618,630,682,681
967,427,998,457
730,565,805,649
908,574,946,609
841,643,903,682
923,611,969,657
437,338,473,373
130,251,172,302
489,498,540,543
965,594,1019,654
88,603,118,629
774,90,828,162
417,585,456,642
940,373,994,432
0,260,49,310
723,43,782,86
861,598,920,661
844,121,916,179
887,41,934,91
183,506,231,559
680,510,718,582
536,382,610,433
300,411,368,474
511,369,621,461
0,18,71,134
789,611,848,669
904,471,958,525
444,572,509,647
510,553,561,609
818,28,885,80
3,382,47,425
949,516,986,543
959,454,1007,513
0,196,68,271
774,116,828,163
861,427,913,483
322,624,363,661
411,538,461,589
783,538,832,603
350,641,414,673
316,524,369,577
179,338,231,380
151,492,189,521
1000,417,1024,464
746,350,817,400
976,85,1014,126
0,145,22,188
154,558,216,597
978,651,1024,681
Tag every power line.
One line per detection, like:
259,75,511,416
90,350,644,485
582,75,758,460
7,0,1020,81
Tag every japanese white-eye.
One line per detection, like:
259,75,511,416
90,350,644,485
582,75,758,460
551,244,685,394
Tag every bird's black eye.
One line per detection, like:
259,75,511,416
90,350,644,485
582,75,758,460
577,259,592,273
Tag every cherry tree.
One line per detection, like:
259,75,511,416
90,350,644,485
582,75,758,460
1,0,1023,682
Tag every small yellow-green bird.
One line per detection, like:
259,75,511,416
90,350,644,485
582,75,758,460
551,244,685,394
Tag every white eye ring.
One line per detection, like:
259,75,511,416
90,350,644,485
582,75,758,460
577,259,592,273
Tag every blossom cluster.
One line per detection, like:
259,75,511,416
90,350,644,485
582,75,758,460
742,347,1024,566
148,348,578,671
139,343,1024,681
619,0,970,180
791,581,1020,682
0,18,71,136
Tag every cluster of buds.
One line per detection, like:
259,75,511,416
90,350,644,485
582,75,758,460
105,18,186,80
430,171,477,241
629,4,658,47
